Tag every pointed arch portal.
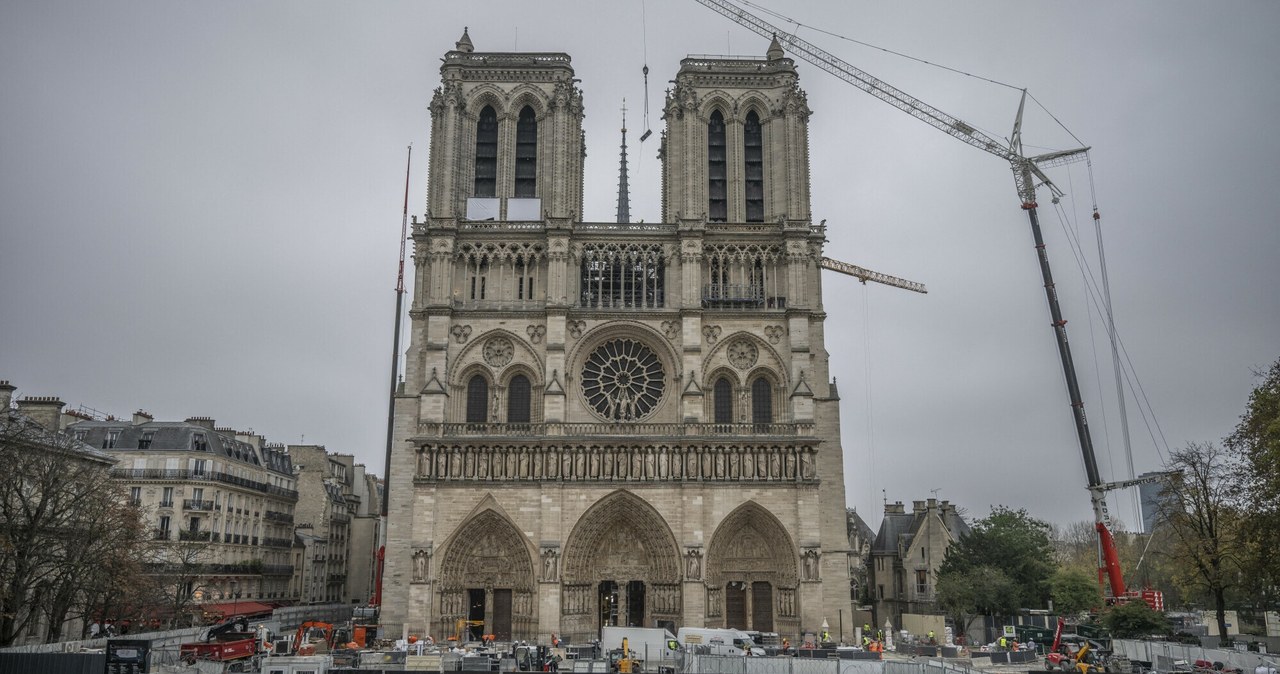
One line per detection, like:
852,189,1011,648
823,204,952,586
706,501,799,634
438,509,537,641
560,491,681,640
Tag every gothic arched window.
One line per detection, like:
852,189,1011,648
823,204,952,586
515,106,537,198
708,110,727,222
507,374,531,423
751,376,773,426
466,375,489,423
474,105,498,198
713,377,734,424
744,110,764,222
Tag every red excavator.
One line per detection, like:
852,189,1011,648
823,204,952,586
179,617,258,664
292,621,336,656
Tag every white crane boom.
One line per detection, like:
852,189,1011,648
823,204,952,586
693,0,1088,203
820,256,927,294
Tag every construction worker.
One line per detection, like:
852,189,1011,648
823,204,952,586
998,636,1008,651
928,630,936,644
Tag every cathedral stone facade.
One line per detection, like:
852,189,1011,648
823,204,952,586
382,31,853,644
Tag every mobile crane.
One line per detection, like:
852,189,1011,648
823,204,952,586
695,0,1166,607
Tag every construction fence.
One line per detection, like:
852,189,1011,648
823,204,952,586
1112,639,1278,673
679,654,986,674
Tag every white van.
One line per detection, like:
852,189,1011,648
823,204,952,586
675,628,765,656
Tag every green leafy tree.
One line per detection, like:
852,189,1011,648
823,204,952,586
937,565,1017,638
1100,601,1168,638
940,506,1056,610
1225,358,1280,611
1050,568,1103,616
1156,442,1243,646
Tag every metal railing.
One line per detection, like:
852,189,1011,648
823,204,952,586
183,499,214,511
263,510,293,523
179,530,211,541
109,468,298,500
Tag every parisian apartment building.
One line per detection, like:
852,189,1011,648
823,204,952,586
1,379,382,623
287,445,381,605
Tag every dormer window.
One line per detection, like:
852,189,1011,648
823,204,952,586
192,432,208,452
138,431,154,449
103,430,120,449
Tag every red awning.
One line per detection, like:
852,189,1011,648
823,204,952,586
201,601,274,619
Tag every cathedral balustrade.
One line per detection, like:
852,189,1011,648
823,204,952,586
411,440,818,483
449,298,545,311
575,222,677,233
419,421,814,437
443,52,572,67
459,221,546,231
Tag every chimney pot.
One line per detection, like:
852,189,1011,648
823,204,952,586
16,395,67,431
0,381,15,411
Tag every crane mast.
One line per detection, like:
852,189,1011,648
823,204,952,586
693,0,1145,601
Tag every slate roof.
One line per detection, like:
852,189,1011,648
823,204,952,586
69,419,293,477
324,481,347,506
847,508,874,543
871,504,971,556
2,407,116,465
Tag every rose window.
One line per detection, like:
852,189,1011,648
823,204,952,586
581,338,665,421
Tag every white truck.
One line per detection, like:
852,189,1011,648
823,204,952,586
602,626,679,665
675,627,764,656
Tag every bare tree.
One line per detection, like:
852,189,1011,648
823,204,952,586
0,415,147,646
1157,442,1243,646
40,497,149,642
148,536,214,628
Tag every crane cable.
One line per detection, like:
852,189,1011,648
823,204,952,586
862,282,876,515
727,0,1090,155
1046,174,1171,467
640,0,653,142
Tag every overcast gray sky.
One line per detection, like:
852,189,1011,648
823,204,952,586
3,1,1277,531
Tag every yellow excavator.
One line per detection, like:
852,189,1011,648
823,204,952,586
450,619,485,642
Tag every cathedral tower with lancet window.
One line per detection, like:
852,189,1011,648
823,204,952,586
382,31,853,644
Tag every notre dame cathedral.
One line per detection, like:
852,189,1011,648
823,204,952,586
382,29,853,643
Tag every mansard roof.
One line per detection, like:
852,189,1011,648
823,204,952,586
2,406,115,466
324,481,347,506
69,419,291,476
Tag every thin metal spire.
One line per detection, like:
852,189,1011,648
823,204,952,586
616,100,631,224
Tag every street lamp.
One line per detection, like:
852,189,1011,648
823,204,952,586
192,590,205,628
